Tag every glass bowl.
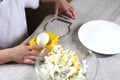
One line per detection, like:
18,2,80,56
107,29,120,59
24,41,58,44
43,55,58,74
35,42,99,80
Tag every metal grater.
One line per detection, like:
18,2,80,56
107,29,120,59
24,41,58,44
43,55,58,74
26,17,72,42
43,17,72,38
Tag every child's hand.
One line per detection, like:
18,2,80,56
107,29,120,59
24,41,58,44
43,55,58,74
10,42,43,65
40,0,76,19
54,0,76,19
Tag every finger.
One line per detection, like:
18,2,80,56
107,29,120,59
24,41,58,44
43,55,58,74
24,56,37,61
69,7,77,19
27,46,43,51
24,59,35,65
66,11,74,19
54,5,59,16
27,51,39,56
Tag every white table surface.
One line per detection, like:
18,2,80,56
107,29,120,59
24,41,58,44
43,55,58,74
1,0,120,80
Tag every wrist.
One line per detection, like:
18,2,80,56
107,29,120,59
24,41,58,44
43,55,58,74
6,48,14,62
4,48,16,62
0,48,13,64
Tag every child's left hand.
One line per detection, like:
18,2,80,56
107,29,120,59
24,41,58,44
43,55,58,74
54,0,77,19
41,0,77,19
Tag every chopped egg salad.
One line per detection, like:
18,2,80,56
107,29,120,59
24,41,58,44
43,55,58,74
40,45,86,80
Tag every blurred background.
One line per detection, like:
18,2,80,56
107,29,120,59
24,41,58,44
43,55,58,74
26,4,54,35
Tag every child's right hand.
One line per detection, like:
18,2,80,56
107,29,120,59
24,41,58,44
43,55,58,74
10,42,43,65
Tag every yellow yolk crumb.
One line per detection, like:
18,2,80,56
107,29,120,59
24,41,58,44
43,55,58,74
74,64,81,70
71,54,80,70
29,35,40,52
29,35,37,46
72,54,79,64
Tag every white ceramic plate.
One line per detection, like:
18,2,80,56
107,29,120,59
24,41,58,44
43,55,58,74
78,20,120,54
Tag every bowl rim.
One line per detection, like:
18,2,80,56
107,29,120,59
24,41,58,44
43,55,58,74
35,42,100,80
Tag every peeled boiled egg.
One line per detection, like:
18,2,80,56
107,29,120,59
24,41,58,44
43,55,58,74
36,32,49,45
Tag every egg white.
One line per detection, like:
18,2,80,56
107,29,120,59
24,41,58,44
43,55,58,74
36,32,49,45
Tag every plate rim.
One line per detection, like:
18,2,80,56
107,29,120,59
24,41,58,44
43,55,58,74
78,20,120,55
